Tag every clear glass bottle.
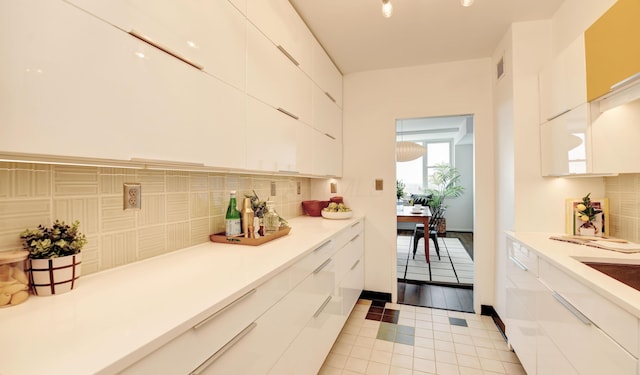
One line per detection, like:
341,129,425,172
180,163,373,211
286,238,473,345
264,201,280,235
225,191,241,236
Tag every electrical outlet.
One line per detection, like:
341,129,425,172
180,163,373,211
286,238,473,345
296,181,301,195
375,179,384,191
270,181,277,196
123,183,142,210
330,182,337,194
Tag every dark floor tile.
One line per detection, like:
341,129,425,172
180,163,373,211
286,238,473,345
366,312,382,321
376,329,396,341
371,300,387,307
379,322,397,333
369,306,384,314
381,314,399,323
449,317,468,327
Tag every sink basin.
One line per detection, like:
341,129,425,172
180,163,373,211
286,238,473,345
580,261,640,292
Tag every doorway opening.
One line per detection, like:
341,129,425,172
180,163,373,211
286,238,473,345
395,114,474,312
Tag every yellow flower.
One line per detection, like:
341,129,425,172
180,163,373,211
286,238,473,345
580,215,590,222
576,203,586,211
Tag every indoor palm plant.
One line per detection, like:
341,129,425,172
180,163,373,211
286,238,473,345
20,220,87,295
425,164,465,234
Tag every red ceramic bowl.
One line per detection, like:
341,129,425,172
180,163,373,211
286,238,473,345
302,200,330,216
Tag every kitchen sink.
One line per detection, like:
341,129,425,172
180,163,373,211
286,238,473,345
579,260,640,292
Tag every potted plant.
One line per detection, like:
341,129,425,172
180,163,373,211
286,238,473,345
20,220,87,295
425,164,465,235
574,193,602,236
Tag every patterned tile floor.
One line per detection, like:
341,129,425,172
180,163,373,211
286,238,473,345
319,300,525,375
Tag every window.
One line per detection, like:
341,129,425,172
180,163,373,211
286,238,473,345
396,140,452,195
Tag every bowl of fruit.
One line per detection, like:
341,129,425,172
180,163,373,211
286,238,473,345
321,202,353,220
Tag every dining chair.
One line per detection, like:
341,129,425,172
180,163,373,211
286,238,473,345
412,205,446,260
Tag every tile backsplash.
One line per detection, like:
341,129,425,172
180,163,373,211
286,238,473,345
604,174,640,242
0,162,311,275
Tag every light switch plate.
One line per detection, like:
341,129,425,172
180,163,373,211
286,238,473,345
375,179,383,191
270,181,277,196
297,181,301,195
330,182,337,194
123,183,142,210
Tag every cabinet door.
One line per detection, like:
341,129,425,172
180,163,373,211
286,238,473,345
539,34,587,122
312,129,342,177
585,0,640,101
246,24,312,125
245,97,312,173
246,0,312,73
312,84,342,140
540,103,591,176
536,333,579,375
591,98,640,174
0,0,246,169
311,39,343,108
65,0,247,90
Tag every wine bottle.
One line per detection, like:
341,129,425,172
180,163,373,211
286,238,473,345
225,191,241,236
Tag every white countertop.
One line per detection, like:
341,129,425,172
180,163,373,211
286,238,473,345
507,232,640,318
0,215,363,375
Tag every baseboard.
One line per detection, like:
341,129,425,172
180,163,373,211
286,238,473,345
480,304,506,341
359,290,392,303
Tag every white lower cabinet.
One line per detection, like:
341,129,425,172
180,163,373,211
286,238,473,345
119,219,364,375
506,237,639,375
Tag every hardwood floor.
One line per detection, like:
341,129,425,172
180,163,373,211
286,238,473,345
397,281,474,313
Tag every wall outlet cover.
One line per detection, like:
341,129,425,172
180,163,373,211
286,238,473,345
123,183,142,210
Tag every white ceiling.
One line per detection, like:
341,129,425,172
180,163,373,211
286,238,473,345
289,0,565,74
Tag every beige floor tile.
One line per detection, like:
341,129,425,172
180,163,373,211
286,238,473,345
458,366,484,375
497,350,520,364
502,362,527,375
324,352,348,368
452,333,474,345
354,336,376,349
475,347,500,360
433,331,454,342
398,317,417,326
373,339,396,352
414,327,434,339
414,336,435,349
342,369,363,375
366,361,391,375
435,361,461,375
350,345,372,360
434,339,456,352
344,356,369,373
370,349,394,365
360,326,380,338
456,354,481,369
454,343,477,356
413,346,436,361
413,357,436,373
391,353,414,369
389,366,413,375
330,341,353,356
338,333,358,345
479,358,505,373
394,343,414,356
318,365,342,375
433,322,453,332
435,349,459,365
362,319,382,329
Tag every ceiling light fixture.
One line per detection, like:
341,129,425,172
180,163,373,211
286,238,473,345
396,141,426,162
460,0,474,6
381,0,393,18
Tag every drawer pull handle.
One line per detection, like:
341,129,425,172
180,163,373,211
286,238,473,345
314,240,332,252
194,289,257,329
610,71,640,91
313,258,332,274
190,322,257,374
278,169,300,174
508,256,528,272
313,295,332,318
277,107,299,120
551,291,592,325
546,108,571,122
129,30,204,71
325,92,336,103
351,222,360,228
277,45,299,66
350,259,360,270
324,133,336,140
350,234,360,243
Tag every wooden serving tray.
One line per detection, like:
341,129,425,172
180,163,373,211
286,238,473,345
209,226,291,246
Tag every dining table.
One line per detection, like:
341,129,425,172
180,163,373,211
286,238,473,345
397,205,432,264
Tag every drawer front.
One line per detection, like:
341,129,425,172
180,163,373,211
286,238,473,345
335,232,364,284
539,259,639,357
507,239,538,277
505,281,538,374
118,268,291,374
538,285,637,375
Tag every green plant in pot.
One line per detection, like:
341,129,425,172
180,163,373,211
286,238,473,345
396,180,406,200
425,164,464,235
20,220,87,296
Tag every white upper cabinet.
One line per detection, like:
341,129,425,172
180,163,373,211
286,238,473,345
312,129,342,177
540,103,591,176
312,85,342,141
0,0,245,170
311,39,343,109
247,23,312,125
64,0,247,90
245,0,312,74
245,97,312,174
539,35,587,123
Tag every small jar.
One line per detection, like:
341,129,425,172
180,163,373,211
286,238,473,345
264,201,280,235
0,250,30,307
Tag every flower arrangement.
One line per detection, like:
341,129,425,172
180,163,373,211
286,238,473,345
575,193,602,234
244,190,288,227
20,220,87,259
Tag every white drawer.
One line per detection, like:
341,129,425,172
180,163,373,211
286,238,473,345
118,268,291,374
335,232,364,284
507,239,538,277
539,258,639,357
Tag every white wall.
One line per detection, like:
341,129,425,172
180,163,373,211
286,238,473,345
341,59,494,310
447,143,474,232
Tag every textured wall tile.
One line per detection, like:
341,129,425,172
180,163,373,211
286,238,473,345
167,222,190,251
209,174,225,191
53,166,99,196
99,168,136,195
102,196,137,232
80,235,100,275
53,198,99,235
190,173,209,192
210,191,226,216
167,193,189,222
0,168,9,198
100,230,137,270
190,217,210,245
191,192,209,218
138,225,167,260
139,195,166,227
136,170,165,193
225,175,240,191
14,168,50,198
0,200,51,251
167,171,189,193
210,216,225,235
